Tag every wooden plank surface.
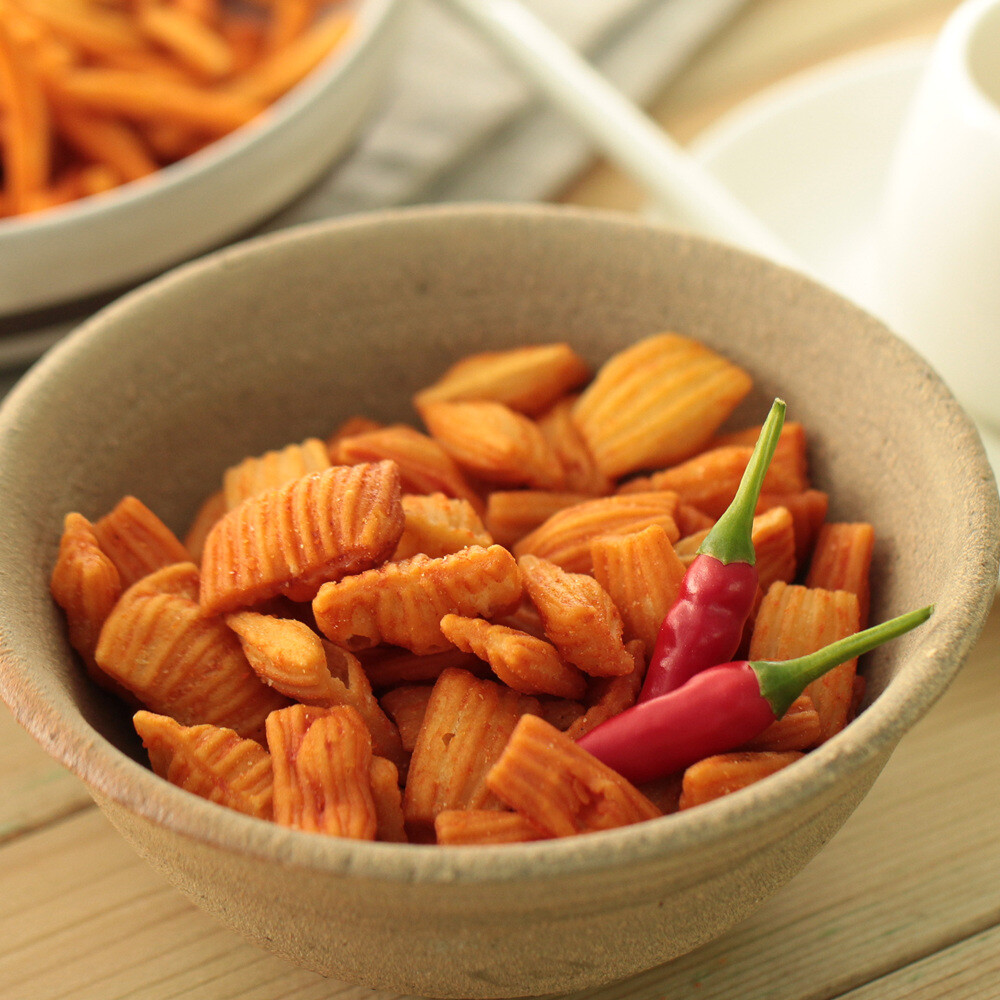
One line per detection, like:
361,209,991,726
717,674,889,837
2,1,997,998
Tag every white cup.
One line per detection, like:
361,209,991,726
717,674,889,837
876,0,1000,432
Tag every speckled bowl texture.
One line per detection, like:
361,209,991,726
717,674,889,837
1,205,997,999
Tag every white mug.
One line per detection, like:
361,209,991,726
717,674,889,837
875,0,1000,432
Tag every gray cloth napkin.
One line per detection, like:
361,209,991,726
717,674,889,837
0,0,745,390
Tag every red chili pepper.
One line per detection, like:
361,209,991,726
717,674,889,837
639,397,787,703
578,605,932,785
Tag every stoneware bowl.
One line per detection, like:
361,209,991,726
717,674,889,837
0,205,997,999
0,0,406,317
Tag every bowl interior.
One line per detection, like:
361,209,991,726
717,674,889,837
0,204,997,881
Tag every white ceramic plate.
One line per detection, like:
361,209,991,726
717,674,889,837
687,39,1000,477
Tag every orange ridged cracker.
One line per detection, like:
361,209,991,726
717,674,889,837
806,522,875,626
679,751,804,810
266,703,336,827
331,425,482,512
222,437,330,510
486,714,660,837
95,563,288,738
571,333,752,478
199,460,404,615
393,493,492,561
518,554,634,677
183,489,226,563
379,684,434,753
403,668,540,833
434,809,549,846
133,710,273,820
513,492,680,575
439,614,587,700
590,524,686,654
361,646,487,690
413,343,590,416
421,400,565,490
312,544,522,655
484,490,593,550
740,694,821,752
92,495,189,588
535,395,611,496
369,755,408,843
564,640,645,740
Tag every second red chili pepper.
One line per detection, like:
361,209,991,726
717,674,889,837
579,604,932,784
639,397,787,702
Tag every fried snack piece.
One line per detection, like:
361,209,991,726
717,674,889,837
331,425,482,512
439,614,587,700
393,493,492,561
678,751,804,810
806,522,875,627
200,460,404,615
328,415,384,448
92,495,189,588
486,714,661,837
290,708,378,839
513,492,680,576
749,582,861,743
379,684,434,753
222,437,331,510
518,554,634,677
740,694,822,752
757,488,829,567
535,396,612,496
133,710,273,820
95,563,288,738
484,490,593,550
590,524,686,654
413,343,590,416
226,610,405,769
184,489,227,563
266,703,336,827
421,400,565,490
403,668,540,833
361,646,487,690
369,755,408,843
312,544,522,655
434,809,549,846
50,512,123,675
536,698,587,732
564,640,645,741
571,333,752,478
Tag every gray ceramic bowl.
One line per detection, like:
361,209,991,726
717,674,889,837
0,205,997,999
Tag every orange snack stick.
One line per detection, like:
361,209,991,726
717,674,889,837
434,809,549,846
403,668,540,833
50,512,123,674
678,751,804,810
95,563,288,737
133,709,273,820
535,396,612,496
392,493,492,561
369,755,408,843
749,582,862,743
136,2,234,79
518,554,633,677
379,684,434,753
52,105,158,182
266,702,335,826
486,714,661,837
571,333,752,478
757,488,829,567
312,544,522,655
200,461,404,615
740,694,822,752
183,489,226,563
564,641,645,740
421,400,565,490
225,610,405,768
222,437,331,510
749,505,798,594
332,425,483,512
806,522,875,626
590,524,686,654
513,491,680,576
92,495,190,589
413,343,590,417
290,708,378,838
484,490,593,550
361,646,487,690
641,424,809,519
439,614,588,700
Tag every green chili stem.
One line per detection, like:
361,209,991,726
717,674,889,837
698,397,786,566
753,605,934,719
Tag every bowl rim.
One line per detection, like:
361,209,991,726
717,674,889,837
0,0,400,240
2,203,997,886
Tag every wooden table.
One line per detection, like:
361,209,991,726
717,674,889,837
3,1,997,998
